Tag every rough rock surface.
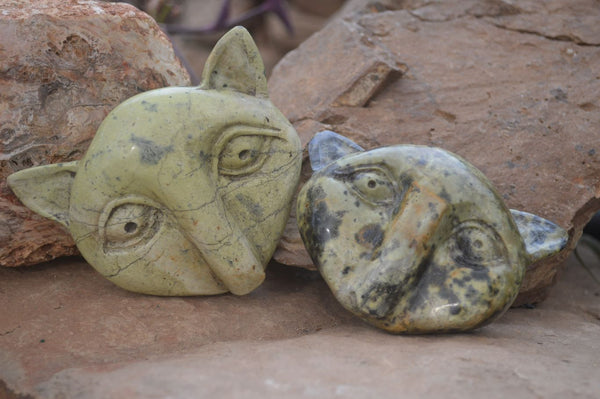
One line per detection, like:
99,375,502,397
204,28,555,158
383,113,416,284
167,0,345,83
270,0,600,304
1,251,599,398
0,0,190,267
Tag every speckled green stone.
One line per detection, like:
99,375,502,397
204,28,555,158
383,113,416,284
297,134,567,334
8,27,302,296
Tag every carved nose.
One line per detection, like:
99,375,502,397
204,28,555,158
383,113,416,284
352,182,448,316
165,189,265,295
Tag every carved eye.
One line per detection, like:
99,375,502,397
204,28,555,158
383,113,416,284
447,221,507,269
218,135,271,176
102,202,163,250
349,169,397,205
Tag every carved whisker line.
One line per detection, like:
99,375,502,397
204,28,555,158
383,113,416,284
241,205,287,235
104,240,160,278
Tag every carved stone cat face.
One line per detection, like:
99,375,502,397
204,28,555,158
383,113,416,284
8,27,302,296
297,131,567,333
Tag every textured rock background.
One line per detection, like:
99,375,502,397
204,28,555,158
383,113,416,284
0,0,190,267
1,252,599,398
168,0,346,81
270,0,600,304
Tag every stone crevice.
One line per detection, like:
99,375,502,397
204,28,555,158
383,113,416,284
488,22,600,47
0,326,20,336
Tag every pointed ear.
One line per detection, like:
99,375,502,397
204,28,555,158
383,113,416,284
308,130,365,171
510,209,568,262
199,26,268,98
7,162,78,228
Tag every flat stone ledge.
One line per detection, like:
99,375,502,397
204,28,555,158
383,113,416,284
0,248,599,398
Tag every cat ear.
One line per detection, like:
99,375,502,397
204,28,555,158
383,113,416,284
7,162,78,228
510,209,568,262
308,130,365,171
199,26,268,98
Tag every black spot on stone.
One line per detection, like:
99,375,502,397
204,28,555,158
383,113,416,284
438,284,461,306
530,216,543,226
141,100,158,112
488,283,500,296
405,249,437,310
529,229,548,245
360,282,405,318
470,268,491,281
414,261,463,310
449,305,462,315
300,185,343,262
425,264,448,288
355,224,384,250
236,193,263,218
198,150,211,165
354,200,360,208
438,187,451,202
398,175,414,193
452,277,466,287
130,135,173,165
342,266,351,275
465,286,478,299
451,232,489,269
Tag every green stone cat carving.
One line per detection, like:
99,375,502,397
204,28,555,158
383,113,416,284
8,27,302,296
297,131,567,334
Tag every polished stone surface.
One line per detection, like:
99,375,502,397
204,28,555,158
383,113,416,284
7,27,302,296
297,132,567,333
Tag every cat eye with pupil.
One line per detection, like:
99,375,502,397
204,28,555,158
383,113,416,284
218,135,270,176
347,170,396,205
448,223,507,268
102,203,162,250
